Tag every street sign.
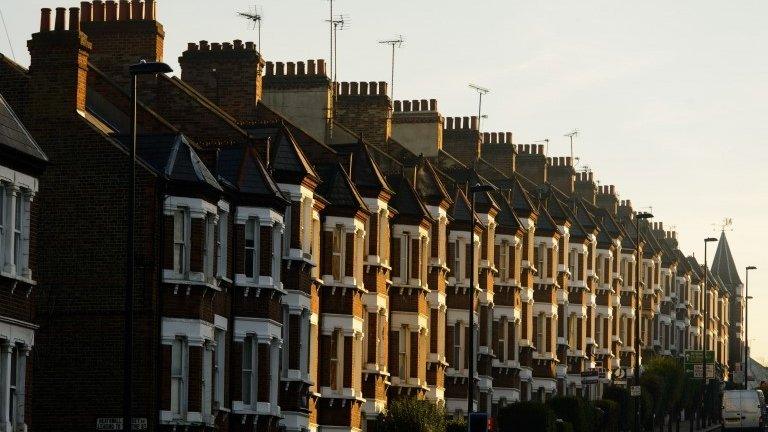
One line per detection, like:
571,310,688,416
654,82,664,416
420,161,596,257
631,385,641,397
613,368,626,379
582,370,599,384
692,364,715,379
97,418,148,431
614,380,627,387
684,350,715,364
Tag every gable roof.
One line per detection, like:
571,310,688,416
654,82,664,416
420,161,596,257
133,133,221,192
387,174,432,222
216,145,286,204
711,230,743,291
243,122,319,184
315,163,369,212
0,93,47,163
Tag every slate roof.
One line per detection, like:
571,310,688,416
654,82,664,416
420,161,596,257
450,189,482,226
315,163,369,211
415,159,452,206
0,93,47,162
491,190,524,234
711,230,743,291
387,174,432,222
334,143,393,196
133,133,221,191
244,123,319,184
216,145,285,201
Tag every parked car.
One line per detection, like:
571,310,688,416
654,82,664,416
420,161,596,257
756,389,768,427
722,389,763,431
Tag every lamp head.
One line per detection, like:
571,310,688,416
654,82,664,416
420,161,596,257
747,266,757,271
705,237,717,243
129,60,173,76
636,212,653,220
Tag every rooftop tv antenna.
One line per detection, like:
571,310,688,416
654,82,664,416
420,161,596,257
379,36,405,100
238,6,263,52
469,83,490,132
564,129,579,162
325,14,350,83
534,138,550,156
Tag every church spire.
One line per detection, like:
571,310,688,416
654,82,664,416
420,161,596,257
711,230,742,292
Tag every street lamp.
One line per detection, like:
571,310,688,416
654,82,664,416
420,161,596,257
745,266,757,389
125,60,172,432
701,236,717,428
633,211,653,432
467,182,496,423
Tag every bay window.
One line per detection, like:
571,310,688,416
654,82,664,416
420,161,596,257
398,325,410,380
536,313,546,353
595,318,603,349
0,184,4,266
203,214,215,281
453,322,463,370
536,244,545,275
567,315,577,348
497,317,508,362
499,241,509,282
331,226,344,282
213,329,225,409
329,329,343,390
453,239,463,282
402,233,412,284
242,336,255,405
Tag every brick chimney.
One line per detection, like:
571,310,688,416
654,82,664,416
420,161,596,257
574,171,596,205
179,40,265,121
391,98,442,157
547,156,575,194
442,116,481,166
617,199,634,224
261,59,332,143
27,7,92,123
664,230,678,249
596,185,618,216
334,80,392,150
514,144,547,184
79,0,164,87
480,131,515,178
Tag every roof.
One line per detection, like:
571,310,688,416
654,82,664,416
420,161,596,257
0,93,47,162
132,133,221,192
387,174,432,222
315,163,369,211
244,123,319,184
711,230,743,291
216,145,286,202
334,143,393,196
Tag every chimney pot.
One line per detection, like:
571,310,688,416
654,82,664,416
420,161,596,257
588,172,593,181
609,185,615,194
144,0,156,20
245,41,255,51
491,132,498,143
358,82,367,95
410,99,419,111
105,1,117,21
186,42,197,51
317,59,326,76
297,61,305,75
403,100,411,111
524,144,530,153
93,1,104,21
394,100,402,111
369,81,377,95
420,99,428,111
265,62,274,75
429,99,437,111
378,81,387,96
287,62,295,75
131,0,143,20
446,117,454,129
119,0,130,20
470,116,478,130
223,42,233,50
234,39,243,50
307,59,316,74
341,82,349,95
80,3,92,22
212,42,221,51
506,132,513,143
276,62,284,76
54,7,66,31
199,40,209,50
40,8,52,32
483,132,490,143
68,7,80,31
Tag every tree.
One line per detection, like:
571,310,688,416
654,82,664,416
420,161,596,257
379,397,446,432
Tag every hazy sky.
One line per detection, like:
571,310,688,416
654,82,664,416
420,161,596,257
4,1,767,362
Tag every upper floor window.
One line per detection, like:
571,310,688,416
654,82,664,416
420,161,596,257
203,214,216,281
398,325,411,380
453,239,463,281
536,313,546,353
536,244,546,276
453,322,464,370
402,233,412,284
331,226,344,282
567,315,577,348
329,329,343,390
499,241,510,282
438,218,447,264
171,336,189,419
242,336,255,405
217,210,228,278
213,329,226,409
173,209,190,277
497,316,508,362
244,218,260,279
595,318,603,349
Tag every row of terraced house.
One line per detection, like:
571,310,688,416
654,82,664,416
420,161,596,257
0,1,747,431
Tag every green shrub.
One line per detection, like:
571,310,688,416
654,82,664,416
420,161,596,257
547,396,589,432
592,400,619,432
555,419,574,432
445,418,466,432
379,397,446,432
498,401,556,432
603,385,632,430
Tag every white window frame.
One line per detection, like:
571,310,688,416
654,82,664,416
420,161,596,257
331,226,345,282
330,329,343,391
8,345,17,427
203,214,215,281
244,218,260,279
536,243,545,276
214,329,225,409
171,336,189,419
173,209,191,277
536,313,546,353
12,194,25,276
498,316,508,362
378,311,387,368
453,322,463,370
399,325,410,380
499,241,509,282
202,341,213,420
0,184,5,267
217,210,228,278
595,317,603,349
402,232,412,285
454,239,463,282
242,335,256,406
568,315,577,348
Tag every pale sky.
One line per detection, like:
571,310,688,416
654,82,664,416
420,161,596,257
4,0,767,362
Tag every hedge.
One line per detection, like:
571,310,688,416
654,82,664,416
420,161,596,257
497,401,556,432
